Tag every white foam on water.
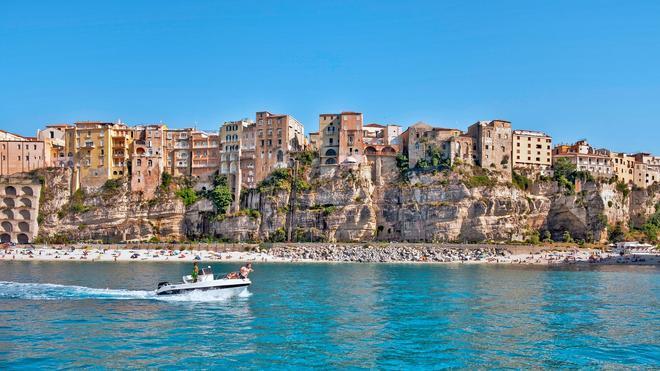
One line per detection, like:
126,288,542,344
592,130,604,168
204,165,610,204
0,281,249,302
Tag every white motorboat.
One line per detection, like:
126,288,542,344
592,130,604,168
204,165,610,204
156,266,251,296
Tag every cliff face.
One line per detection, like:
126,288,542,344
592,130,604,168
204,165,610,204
184,164,650,244
38,168,186,242
33,165,658,244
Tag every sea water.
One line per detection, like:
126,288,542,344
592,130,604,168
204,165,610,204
0,261,657,369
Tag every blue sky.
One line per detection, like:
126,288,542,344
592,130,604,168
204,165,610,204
1,0,659,153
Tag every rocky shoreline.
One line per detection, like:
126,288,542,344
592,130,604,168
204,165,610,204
268,244,511,263
2,243,657,265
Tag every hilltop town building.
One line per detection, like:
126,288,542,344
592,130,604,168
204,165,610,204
0,130,49,176
164,128,193,177
64,121,134,190
632,153,660,188
190,130,219,181
512,130,552,177
254,111,305,182
404,122,474,168
552,140,613,179
467,120,512,176
220,119,255,209
37,124,71,168
130,125,167,199
610,152,636,185
319,112,364,166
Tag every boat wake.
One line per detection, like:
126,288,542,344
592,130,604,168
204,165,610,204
0,281,250,302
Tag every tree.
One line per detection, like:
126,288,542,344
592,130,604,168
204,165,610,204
608,223,626,243
161,172,172,188
553,158,577,181
209,174,233,214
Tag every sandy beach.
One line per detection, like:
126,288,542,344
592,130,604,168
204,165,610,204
1,244,658,266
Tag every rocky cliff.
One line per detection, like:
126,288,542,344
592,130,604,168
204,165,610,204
31,164,660,244
186,163,657,244
37,168,186,243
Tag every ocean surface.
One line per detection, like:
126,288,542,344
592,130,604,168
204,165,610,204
0,261,658,369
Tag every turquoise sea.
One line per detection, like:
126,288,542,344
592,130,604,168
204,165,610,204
0,261,658,369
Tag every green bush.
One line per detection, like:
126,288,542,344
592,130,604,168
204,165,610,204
102,179,122,192
161,172,173,189
257,168,291,192
527,230,541,245
512,171,532,191
616,181,630,198
465,175,496,188
175,187,198,206
269,227,287,243
562,230,574,243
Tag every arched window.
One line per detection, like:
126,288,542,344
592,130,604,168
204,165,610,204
19,210,31,220
325,158,337,165
365,146,377,155
277,150,284,162
4,186,16,196
20,198,32,208
2,210,13,219
325,149,337,157
136,159,142,166
0,233,10,243
21,187,33,196
18,222,29,232
3,198,14,208
17,233,29,244
1,221,12,232
147,160,152,167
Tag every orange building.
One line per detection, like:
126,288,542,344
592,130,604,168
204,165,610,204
319,112,364,166
130,125,167,198
190,130,220,180
254,111,305,183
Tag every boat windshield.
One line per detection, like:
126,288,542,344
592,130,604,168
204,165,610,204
201,267,213,275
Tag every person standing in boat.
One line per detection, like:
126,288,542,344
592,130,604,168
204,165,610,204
239,263,253,279
192,261,199,282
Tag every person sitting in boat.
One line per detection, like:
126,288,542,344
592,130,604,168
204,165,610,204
239,263,253,279
225,271,239,279
192,261,199,283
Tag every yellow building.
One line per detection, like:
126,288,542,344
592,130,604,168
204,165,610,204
65,121,134,190
512,130,552,177
610,152,635,185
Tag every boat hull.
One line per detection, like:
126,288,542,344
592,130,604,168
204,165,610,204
156,279,251,296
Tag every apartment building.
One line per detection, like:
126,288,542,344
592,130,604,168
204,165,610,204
552,140,613,179
632,153,660,188
37,124,72,168
64,121,134,189
467,120,513,176
0,130,49,176
190,130,220,180
130,125,167,198
240,123,257,190
319,112,364,166
254,111,305,182
164,128,193,177
512,130,552,176
610,152,636,185
219,119,254,206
